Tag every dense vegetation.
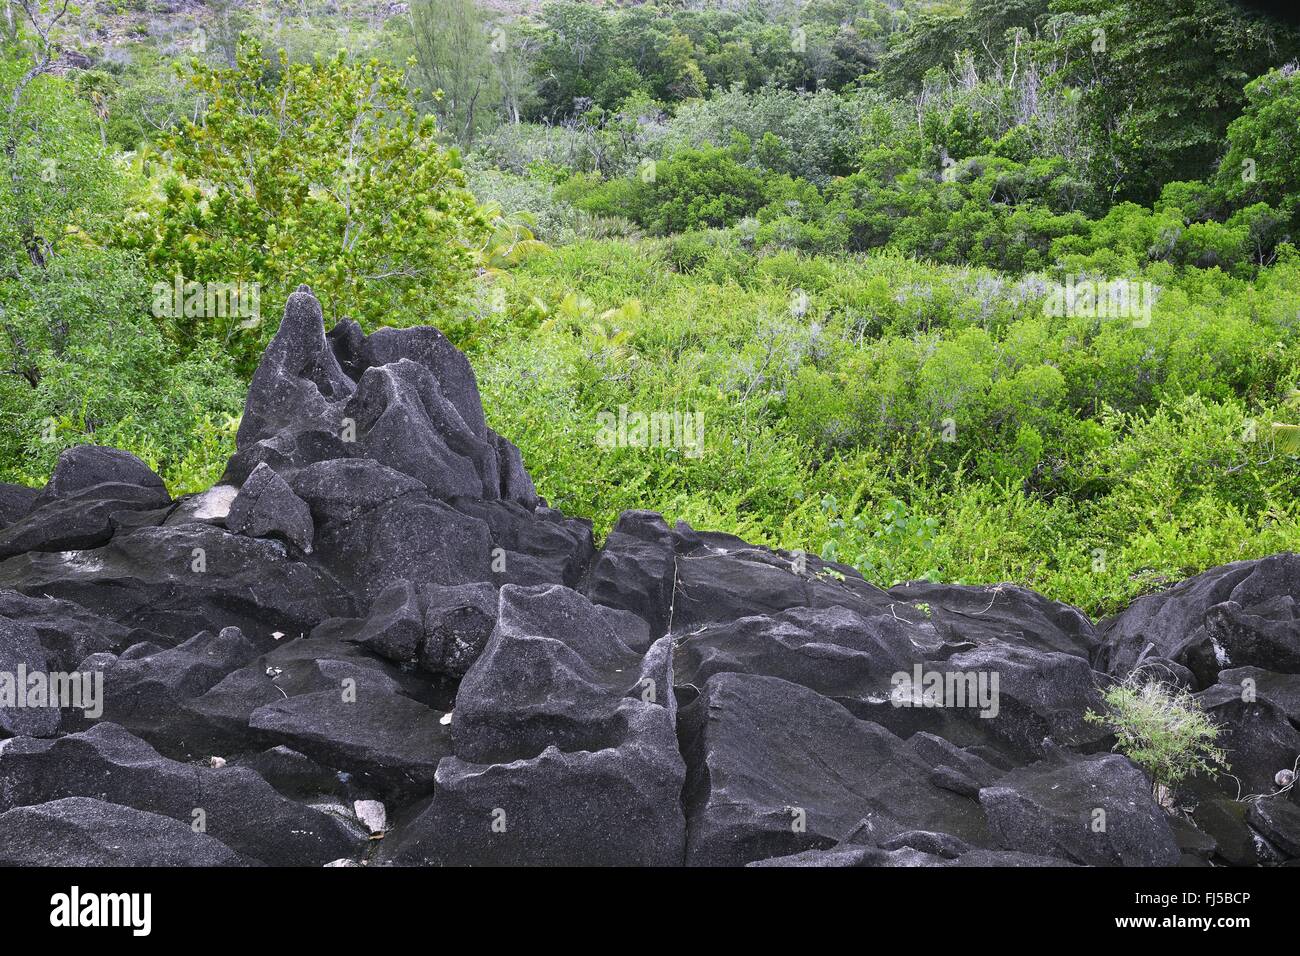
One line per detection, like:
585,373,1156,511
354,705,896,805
3,0,1299,616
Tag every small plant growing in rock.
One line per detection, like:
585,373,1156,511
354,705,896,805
1085,675,1229,806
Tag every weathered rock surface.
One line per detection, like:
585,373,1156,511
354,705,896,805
227,463,315,553
0,588,130,671
385,583,687,865
0,723,364,865
1194,680,1300,796
979,751,1181,866
247,685,451,797
889,580,1100,660
672,604,915,700
680,672,988,866
0,482,38,528
0,797,242,866
0,524,353,648
0,617,60,737
1096,555,1300,687
0,285,1291,867
80,626,260,745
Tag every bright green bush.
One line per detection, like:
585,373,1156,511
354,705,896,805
1086,674,1229,799
124,36,489,373
0,249,244,491
561,143,776,235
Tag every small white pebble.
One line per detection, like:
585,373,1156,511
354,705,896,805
209,756,227,769
439,712,452,726
271,631,285,641
353,799,387,834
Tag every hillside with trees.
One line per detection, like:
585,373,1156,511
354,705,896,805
3,0,1300,615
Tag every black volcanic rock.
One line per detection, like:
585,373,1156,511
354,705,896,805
344,358,502,500
227,463,315,553
307,579,500,678
1205,598,1300,674
81,626,260,746
0,482,38,528
248,682,451,797
357,326,491,442
0,286,1293,868
225,285,354,485
180,629,449,797
33,446,168,505
384,583,686,865
0,797,242,866
0,589,128,671
1096,554,1300,686
673,604,916,700
0,485,171,560
389,711,686,866
1192,796,1258,866
313,493,493,602
0,723,363,865
888,580,1099,660
1218,666,1300,721
451,583,675,763
0,616,60,737
287,459,423,526
0,523,353,647
450,497,594,588
680,672,988,866
224,284,535,508
419,582,498,676
937,642,1108,758
349,579,427,664
0,449,171,560
979,751,1180,866
584,510,678,635
1246,798,1300,857
1193,681,1300,796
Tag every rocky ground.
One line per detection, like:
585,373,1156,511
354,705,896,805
0,285,1297,867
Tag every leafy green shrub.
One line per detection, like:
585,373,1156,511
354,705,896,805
126,36,488,372
819,495,941,586
1085,674,1229,800
562,143,774,235
664,88,860,185
0,249,244,489
1216,64,1300,227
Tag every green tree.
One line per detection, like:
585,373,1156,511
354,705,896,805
531,1,614,118
1040,0,1300,202
410,0,499,146
128,36,489,370
560,141,773,235
0,4,123,391
1,0,112,272
1216,64,1300,225
0,10,241,489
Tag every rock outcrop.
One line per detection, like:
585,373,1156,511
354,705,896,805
0,286,1295,867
